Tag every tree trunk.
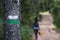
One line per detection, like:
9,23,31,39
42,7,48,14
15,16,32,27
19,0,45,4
4,0,21,40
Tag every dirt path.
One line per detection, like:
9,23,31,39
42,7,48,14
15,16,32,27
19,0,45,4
37,11,60,40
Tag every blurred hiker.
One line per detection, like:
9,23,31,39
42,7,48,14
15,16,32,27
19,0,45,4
32,17,40,40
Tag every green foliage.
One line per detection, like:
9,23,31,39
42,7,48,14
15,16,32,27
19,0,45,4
0,19,4,40
21,0,42,25
0,0,4,17
21,25,32,40
39,0,54,12
51,7,60,29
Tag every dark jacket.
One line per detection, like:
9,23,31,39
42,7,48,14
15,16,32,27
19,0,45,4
32,17,39,30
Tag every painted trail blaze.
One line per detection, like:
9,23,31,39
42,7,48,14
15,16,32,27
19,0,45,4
7,19,20,24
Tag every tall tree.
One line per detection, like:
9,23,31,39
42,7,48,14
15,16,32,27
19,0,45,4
4,0,21,40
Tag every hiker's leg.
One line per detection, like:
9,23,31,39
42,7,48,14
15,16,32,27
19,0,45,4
34,30,38,40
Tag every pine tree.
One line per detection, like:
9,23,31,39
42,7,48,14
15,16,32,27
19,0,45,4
4,0,21,40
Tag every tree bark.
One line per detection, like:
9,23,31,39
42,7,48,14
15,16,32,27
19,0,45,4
4,0,21,40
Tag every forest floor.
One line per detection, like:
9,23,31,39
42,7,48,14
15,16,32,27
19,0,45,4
33,11,60,40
